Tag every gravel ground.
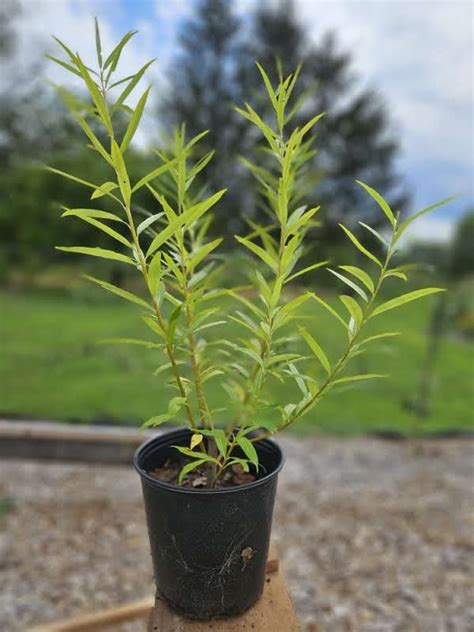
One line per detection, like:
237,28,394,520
0,436,473,631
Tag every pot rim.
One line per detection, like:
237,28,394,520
134,426,285,495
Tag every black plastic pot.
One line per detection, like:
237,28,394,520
134,427,284,620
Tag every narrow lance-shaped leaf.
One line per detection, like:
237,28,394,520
236,435,259,467
359,222,389,247
137,212,164,236
71,215,132,247
111,139,131,205
61,208,124,223
299,326,331,375
47,55,81,77
328,268,368,302
132,159,176,193
104,30,138,72
113,59,155,112
372,288,445,317
338,265,375,294
91,181,119,199
357,180,396,227
187,238,223,272
75,55,113,133
339,294,363,327
234,235,277,272
310,293,348,330
121,86,150,151
55,246,134,265
146,190,226,257
339,224,382,267
396,196,456,240
178,460,208,485
75,112,114,160
94,17,102,67
46,166,98,191
332,374,387,386
84,275,150,308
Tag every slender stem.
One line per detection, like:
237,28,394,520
250,231,397,443
101,79,197,431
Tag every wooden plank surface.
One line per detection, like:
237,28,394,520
29,597,154,631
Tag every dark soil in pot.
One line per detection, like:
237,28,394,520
134,427,284,620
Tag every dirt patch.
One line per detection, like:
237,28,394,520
149,460,255,488
0,436,472,631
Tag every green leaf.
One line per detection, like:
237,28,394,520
384,270,408,281
236,435,259,467
358,222,389,247
190,433,203,450
104,30,138,71
91,181,119,200
356,180,396,227
61,208,124,223
372,288,445,317
53,36,79,65
200,428,228,458
333,374,387,386
141,413,169,428
146,190,226,257
396,196,456,238
286,260,327,283
46,166,98,191
100,337,158,347
300,111,326,137
55,246,134,265
147,251,162,296
225,458,250,473
84,275,150,308
137,212,164,236
174,446,219,463
46,55,81,77
132,159,176,192
274,293,311,328
94,17,103,67
111,139,131,205
358,332,400,347
121,86,150,151
310,293,348,330
235,236,277,271
338,265,375,294
178,459,208,485
113,59,155,111
339,295,363,326
299,326,331,375
76,55,112,134
328,268,368,301
339,224,382,267
73,216,132,247
187,238,223,272
256,62,278,112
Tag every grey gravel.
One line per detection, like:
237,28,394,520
0,436,473,631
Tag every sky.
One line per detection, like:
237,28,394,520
8,0,474,243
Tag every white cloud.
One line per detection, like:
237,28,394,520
4,0,472,216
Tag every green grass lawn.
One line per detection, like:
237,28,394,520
1,286,472,435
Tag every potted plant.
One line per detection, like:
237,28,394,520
48,23,450,620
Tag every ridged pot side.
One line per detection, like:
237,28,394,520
134,427,284,620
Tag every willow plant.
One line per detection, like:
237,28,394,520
49,24,451,486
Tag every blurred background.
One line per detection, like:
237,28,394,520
1,2,473,631
0,0,472,434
